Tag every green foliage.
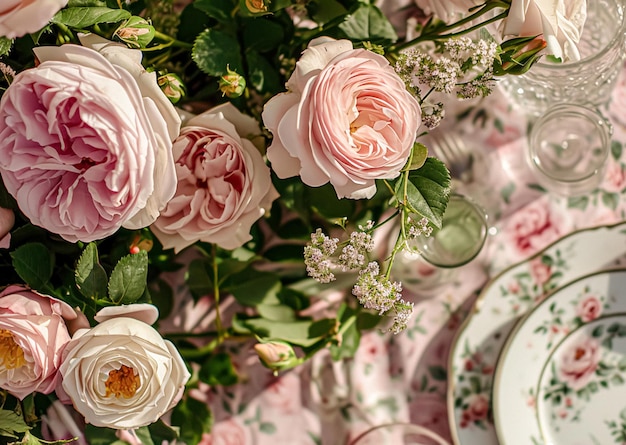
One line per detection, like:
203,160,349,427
51,7,131,28
10,243,54,293
75,242,108,300
108,250,149,304
171,397,213,445
192,29,244,76
199,352,239,386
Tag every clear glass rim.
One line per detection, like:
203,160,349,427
536,0,626,70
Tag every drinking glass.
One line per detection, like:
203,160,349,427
527,103,612,197
499,0,626,117
349,423,450,445
412,194,488,268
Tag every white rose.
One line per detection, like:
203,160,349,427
59,306,190,429
0,0,68,39
502,0,587,61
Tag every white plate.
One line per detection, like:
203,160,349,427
447,222,626,445
537,314,626,445
493,270,626,444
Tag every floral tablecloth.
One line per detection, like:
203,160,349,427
161,64,626,445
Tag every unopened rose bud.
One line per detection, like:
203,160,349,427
157,72,186,104
254,341,299,374
114,16,156,49
245,0,268,14
219,66,246,98
494,36,547,76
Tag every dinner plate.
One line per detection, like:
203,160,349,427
537,314,626,445
493,270,626,445
447,221,626,445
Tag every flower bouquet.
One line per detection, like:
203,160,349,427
0,0,585,443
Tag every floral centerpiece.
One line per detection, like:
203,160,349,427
0,0,585,443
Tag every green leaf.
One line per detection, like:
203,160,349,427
51,7,131,28
602,191,620,210
10,243,54,291
428,365,447,381
193,29,243,77
187,258,214,300
0,37,12,58
75,242,108,300
611,140,623,160
567,195,589,210
408,142,428,170
0,409,29,438
108,251,148,305
193,0,235,22
68,0,108,6
256,303,297,321
133,426,156,445
199,352,239,386
84,425,122,445
330,305,360,360
246,50,282,94
147,419,180,443
338,4,397,44
310,0,348,24
20,430,78,444
222,268,281,306
242,17,285,53
171,397,213,445
232,315,336,347
396,157,451,229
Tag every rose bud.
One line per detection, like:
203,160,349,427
158,72,187,104
114,16,156,49
219,66,246,98
254,341,300,374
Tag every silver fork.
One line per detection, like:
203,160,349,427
425,129,475,183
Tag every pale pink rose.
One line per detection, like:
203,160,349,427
202,418,249,445
41,400,87,445
0,207,14,249
505,201,564,257
603,160,626,193
152,103,278,251
529,257,551,286
59,305,190,429
558,336,600,390
0,37,179,243
262,37,421,199
0,0,68,39
502,0,587,61
415,0,481,22
576,296,602,322
0,285,77,400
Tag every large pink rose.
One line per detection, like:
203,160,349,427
0,36,179,243
152,103,278,251
0,0,67,39
558,337,600,390
505,200,565,257
0,285,77,400
262,37,421,199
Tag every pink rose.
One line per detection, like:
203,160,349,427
0,36,179,243
529,257,551,286
201,418,249,445
460,393,489,427
0,207,14,249
0,0,68,39
603,160,626,193
152,103,278,251
0,285,77,400
576,296,602,323
415,0,481,22
262,37,421,199
558,337,600,390
502,0,587,61
505,201,564,257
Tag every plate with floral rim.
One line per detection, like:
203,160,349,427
447,221,626,445
493,269,626,445
536,314,626,445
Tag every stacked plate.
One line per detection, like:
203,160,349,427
447,222,626,445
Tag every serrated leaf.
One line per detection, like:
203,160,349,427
75,242,108,300
408,142,428,170
338,4,397,44
10,243,53,291
192,29,243,77
51,7,131,28
0,37,12,58
68,0,107,6
108,251,148,304
395,157,451,229
0,409,29,437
